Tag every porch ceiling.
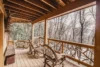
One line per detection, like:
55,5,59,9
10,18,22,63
3,0,95,23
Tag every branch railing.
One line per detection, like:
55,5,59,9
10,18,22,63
13,40,29,48
39,37,94,67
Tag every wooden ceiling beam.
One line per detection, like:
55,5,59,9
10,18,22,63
33,0,95,23
41,0,57,9
10,12,35,19
69,0,76,2
6,5,41,17
6,5,33,15
24,0,51,12
10,17,31,23
10,14,34,21
4,5,42,17
10,13,34,19
5,6,41,17
61,0,75,4
56,0,66,6
7,0,47,14
4,1,42,16
6,9,37,18
10,16,32,21
10,17,32,22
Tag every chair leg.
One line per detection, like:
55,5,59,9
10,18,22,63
52,62,54,67
44,59,46,67
62,62,64,67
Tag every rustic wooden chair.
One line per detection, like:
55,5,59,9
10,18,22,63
28,40,44,58
43,44,66,67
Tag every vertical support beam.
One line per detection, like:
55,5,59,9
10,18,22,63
0,13,4,67
48,39,49,45
32,23,34,45
39,37,40,45
44,19,48,45
94,0,100,67
61,43,64,53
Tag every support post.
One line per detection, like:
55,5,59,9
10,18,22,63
32,23,34,45
44,19,48,45
94,0,100,67
61,43,64,53
0,12,4,67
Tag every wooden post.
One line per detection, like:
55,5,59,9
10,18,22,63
44,19,48,45
48,39,49,45
39,37,40,45
94,0,100,67
61,43,64,53
32,23,34,45
0,12,4,67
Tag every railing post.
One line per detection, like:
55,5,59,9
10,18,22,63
44,19,48,45
39,37,41,45
94,0,100,67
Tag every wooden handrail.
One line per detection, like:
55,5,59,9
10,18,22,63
48,38,94,49
39,37,94,49
8,40,30,44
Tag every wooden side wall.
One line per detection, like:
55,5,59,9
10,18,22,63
0,1,5,67
0,13,4,67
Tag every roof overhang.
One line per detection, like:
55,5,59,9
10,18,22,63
32,0,96,24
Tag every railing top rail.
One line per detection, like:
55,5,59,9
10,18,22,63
39,37,94,49
49,38,94,49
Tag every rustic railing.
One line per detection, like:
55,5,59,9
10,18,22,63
39,37,94,67
13,40,29,48
10,37,94,67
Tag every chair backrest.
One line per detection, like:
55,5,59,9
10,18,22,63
43,44,57,61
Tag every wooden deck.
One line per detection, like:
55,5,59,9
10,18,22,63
5,48,79,67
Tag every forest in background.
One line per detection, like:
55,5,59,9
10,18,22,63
9,23,32,40
9,5,96,45
34,5,96,45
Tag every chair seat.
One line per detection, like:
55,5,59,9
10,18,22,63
56,53,66,60
34,47,44,54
